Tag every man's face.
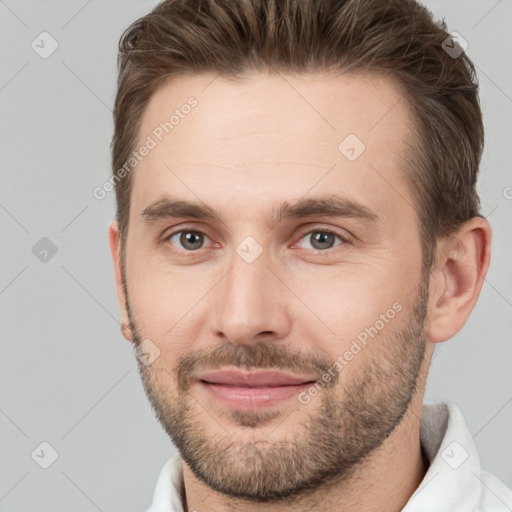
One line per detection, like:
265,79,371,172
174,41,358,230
115,72,432,500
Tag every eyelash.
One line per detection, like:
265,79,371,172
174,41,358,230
163,225,350,257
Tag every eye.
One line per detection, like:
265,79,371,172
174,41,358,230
164,226,348,255
296,228,346,251
167,229,210,251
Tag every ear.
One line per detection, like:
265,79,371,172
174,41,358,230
108,220,134,343
425,216,492,344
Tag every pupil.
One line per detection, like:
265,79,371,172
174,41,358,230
313,231,333,249
182,231,203,249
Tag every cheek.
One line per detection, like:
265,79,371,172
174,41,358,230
292,263,409,353
126,256,194,339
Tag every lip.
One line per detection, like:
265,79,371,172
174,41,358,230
196,369,317,410
196,369,317,387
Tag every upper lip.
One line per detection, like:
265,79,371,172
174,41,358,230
196,369,317,387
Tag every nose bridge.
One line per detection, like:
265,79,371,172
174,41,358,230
211,239,290,344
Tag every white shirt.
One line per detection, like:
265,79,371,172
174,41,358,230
144,402,512,511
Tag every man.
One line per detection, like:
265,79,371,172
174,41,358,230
107,0,512,510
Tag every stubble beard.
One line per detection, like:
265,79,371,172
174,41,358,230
127,280,429,502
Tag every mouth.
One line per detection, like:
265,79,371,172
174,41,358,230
195,369,317,409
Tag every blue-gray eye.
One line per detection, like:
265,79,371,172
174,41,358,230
298,230,343,250
169,230,206,251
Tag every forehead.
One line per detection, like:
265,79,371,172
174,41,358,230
130,71,417,225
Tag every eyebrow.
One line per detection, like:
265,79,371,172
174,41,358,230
140,194,379,225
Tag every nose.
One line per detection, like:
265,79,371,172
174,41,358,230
209,243,292,346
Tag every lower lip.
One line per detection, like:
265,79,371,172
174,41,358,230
199,381,313,409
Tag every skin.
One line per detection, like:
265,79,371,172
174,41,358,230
108,71,491,512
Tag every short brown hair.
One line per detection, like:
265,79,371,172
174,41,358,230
111,0,483,276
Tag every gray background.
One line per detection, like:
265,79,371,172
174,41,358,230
0,1,511,511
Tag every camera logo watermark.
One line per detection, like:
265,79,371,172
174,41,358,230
32,237,58,263
338,134,366,161
31,32,59,59
134,338,161,366
442,32,468,59
31,441,59,469
236,236,264,263
441,441,469,469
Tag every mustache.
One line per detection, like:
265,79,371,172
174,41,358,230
173,342,338,392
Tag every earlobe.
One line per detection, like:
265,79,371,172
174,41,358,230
121,322,134,343
425,217,491,344
108,220,134,343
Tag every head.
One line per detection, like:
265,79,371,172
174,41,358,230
108,0,491,502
